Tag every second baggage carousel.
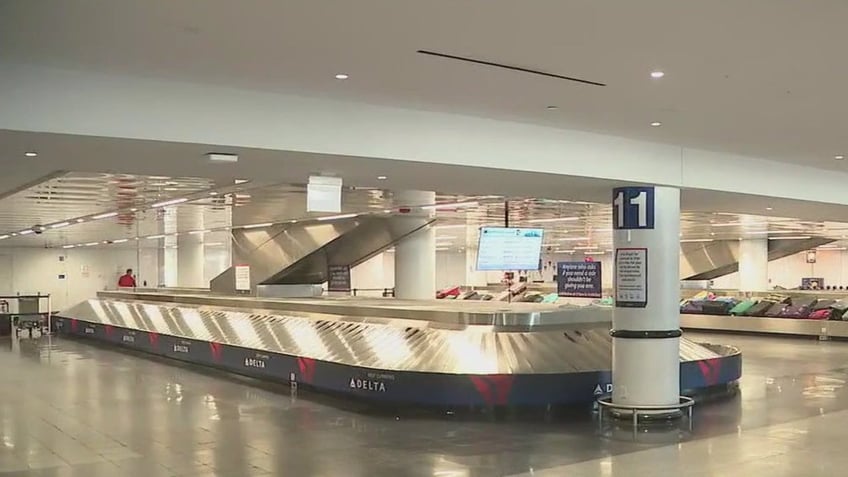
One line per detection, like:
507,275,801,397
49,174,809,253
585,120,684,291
55,291,742,407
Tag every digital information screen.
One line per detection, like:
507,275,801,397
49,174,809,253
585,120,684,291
476,227,544,271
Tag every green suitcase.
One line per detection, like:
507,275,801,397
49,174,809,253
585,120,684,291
729,299,757,316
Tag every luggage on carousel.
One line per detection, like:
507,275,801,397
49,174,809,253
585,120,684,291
540,293,559,304
702,300,735,315
456,290,479,300
809,299,837,320
729,299,758,316
521,292,544,303
778,297,817,318
680,300,706,314
812,299,836,311
808,309,833,320
764,301,789,317
745,300,777,316
436,286,461,299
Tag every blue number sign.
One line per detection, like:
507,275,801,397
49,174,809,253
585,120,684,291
612,187,655,230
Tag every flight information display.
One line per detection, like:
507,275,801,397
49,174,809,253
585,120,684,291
476,227,544,271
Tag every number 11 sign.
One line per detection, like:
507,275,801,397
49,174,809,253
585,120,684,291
612,187,655,230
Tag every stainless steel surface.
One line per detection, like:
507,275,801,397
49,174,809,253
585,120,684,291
97,290,614,327
681,314,848,337
63,296,723,375
256,284,324,298
211,215,432,293
681,237,832,281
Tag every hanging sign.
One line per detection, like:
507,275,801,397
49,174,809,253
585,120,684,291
614,248,648,308
557,261,602,298
612,187,655,230
307,176,342,213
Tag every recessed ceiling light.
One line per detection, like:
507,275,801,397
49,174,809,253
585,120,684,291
24,152,38,157
835,155,845,160
209,191,219,196
546,105,558,110
335,74,349,80
766,207,773,211
650,71,665,79
377,176,388,180
650,121,662,127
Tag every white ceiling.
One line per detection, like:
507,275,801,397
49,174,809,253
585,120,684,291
2,0,848,170
3,168,848,254
5,129,848,246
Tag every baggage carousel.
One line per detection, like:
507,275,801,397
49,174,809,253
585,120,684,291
54,292,742,407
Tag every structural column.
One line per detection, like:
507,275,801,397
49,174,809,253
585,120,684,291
611,186,680,408
738,239,768,292
177,233,206,288
393,190,436,300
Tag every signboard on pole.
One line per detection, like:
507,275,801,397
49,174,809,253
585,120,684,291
614,248,648,308
234,265,251,292
557,261,602,298
327,264,352,293
612,187,655,230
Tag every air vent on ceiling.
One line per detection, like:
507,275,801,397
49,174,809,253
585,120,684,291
417,49,605,87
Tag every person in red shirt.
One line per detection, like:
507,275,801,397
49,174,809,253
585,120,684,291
118,269,137,288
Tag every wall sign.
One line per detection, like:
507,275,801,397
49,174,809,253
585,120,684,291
612,187,655,230
614,248,648,308
557,261,602,299
801,277,824,290
327,264,352,293
806,250,817,264
234,265,251,291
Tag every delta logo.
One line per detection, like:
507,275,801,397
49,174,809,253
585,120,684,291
349,377,386,393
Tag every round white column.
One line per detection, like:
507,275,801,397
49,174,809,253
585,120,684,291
738,239,768,292
177,233,206,288
612,186,680,407
393,190,436,300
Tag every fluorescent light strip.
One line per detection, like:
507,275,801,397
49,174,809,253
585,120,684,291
189,230,210,235
584,251,606,255
84,242,98,246
50,222,70,229
241,222,273,229
18,229,34,235
0,235,7,240
680,238,714,243
147,234,165,239
92,211,118,220
435,224,467,229
151,198,188,208
62,244,75,249
526,217,580,224
768,236,811,240
112,239,129,244
421,201,479,210
316,213,358,221
573,246,598,250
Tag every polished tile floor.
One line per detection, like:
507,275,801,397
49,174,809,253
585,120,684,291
0,332,846,476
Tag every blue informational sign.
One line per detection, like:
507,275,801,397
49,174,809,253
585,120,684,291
557,261,602,298
612,187,655,230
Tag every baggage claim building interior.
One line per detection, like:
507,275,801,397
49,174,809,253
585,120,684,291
3,2,848,476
